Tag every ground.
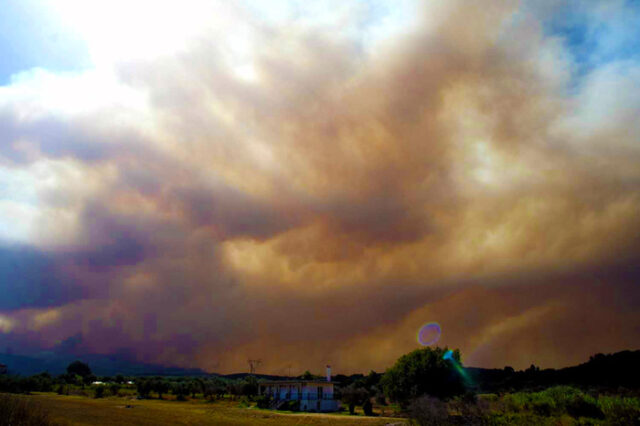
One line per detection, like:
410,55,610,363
28,393,407,426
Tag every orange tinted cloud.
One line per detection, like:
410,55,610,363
0,0,639,373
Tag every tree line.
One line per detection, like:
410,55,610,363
0,359,261,401
1,348,638,416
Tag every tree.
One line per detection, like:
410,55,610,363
66,361,92,378
172,382,189,401
136,378,151,398
153,380,170,400
363,370,381,390
341,383,368,414
84,374,97,389
362,399,373,416
203,377,227,400
300,370,314,380
381,347,466,406
241,376,258,396
190,379,204,398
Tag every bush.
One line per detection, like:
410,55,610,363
408,395,449,426
109,383,121,396
448,393,489,423
94,386,105,398
93,386,104,398
502,392,528,413
237,396,250,407
598,396,640,426
255,395,272,408
534,386,603,419
0,393,56,426
566,394,602,419
281,400,299,411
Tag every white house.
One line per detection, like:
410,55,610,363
258,366,340,412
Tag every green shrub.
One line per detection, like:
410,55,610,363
237,396,250,407
537,386,603,419
502,392,529,413
566,394,602,419
598,396,640,426
109,383,121,396
531,398,553,416
448,394,490,422
281,400,299,411
255,395,271,409
93,385,105,398
501,386,604,419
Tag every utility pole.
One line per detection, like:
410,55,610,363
247,359,262,374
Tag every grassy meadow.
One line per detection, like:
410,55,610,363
2,386,640,425
2,392,406,426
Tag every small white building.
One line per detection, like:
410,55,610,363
258,366,340,412
259,380,340,412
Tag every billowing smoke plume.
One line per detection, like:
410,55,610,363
0,0,639,373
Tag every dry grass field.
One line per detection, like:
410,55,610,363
27,393,406,426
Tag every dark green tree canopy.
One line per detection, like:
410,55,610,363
381,347,466,405
66,360,92,378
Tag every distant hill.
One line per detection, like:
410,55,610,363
0,353,209,377
467,350,640,392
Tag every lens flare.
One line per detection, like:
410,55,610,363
442,349,472,385
417,322,441,346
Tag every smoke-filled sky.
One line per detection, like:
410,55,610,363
1,0,639,374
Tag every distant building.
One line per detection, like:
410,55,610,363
0,364,7,374
258,365,340,412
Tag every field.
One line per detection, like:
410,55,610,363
3,386,640,425
22,393,407,426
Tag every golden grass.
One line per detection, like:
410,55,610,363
28,393,406,425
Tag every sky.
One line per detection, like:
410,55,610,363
0,0,639,375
